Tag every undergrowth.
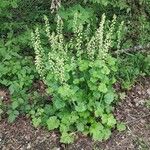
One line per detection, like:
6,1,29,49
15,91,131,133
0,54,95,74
31,13,125,143
117,53,150,89
0,0,149,145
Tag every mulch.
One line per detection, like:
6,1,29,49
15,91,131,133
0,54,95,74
0,77,150,150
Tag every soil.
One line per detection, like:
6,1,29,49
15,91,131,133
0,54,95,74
0,77,150,150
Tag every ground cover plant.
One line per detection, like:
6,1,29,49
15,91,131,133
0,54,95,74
0,0,150,147
31,13,124,143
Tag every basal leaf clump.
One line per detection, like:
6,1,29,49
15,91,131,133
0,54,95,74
31,13,124,143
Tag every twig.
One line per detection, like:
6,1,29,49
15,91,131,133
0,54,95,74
115,43,150,54
126,113,150,125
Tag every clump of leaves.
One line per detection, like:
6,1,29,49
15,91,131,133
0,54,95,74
31,13,124,143
117,53,150,89
117,122,126,132
0,36,37,122
58,4,95,30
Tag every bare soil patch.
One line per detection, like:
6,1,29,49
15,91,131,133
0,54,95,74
0,77,150,150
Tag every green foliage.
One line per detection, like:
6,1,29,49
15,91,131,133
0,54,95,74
7,109,19,123
88,0,128,9
60,132,74,144
0,1,69,124
31,14,123,143
0,0,149,145
30,108,44,128
62,0,150,46
117,53,150,89
47,116,60,130
0,38,36,121
117,122,126,132
0,0,42,122
59,4,95,30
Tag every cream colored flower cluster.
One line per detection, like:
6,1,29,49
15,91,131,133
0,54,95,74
73,13,84,59
32,13,124,83
87,14,117,60
45,15,67,83
95,14,106,59
31,28,45,77
102,15,117,58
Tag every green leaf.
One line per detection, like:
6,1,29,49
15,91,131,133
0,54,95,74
90,122,104,141
93,91,101,99
8,114,17,123
32,117,41,128
11,101,19,109
89,69,101,78
101,114,108,124
95,107,104,117
46,87,54,94
76,122,84,132
105,105,114,114
18,98,24,104
88,82,97,91
98,83,108,93
9,85,15,94
101,0,109,6
107,115,116,127
101,114,116,127
103,128,111,140
117,123,126,131
11,1,18,8
79,111,90,119
79,60,89,71
92,130,104,141
107,56,116,66
8,110,19,123
101,66,110,75
104,92,115,104
73,79,80,84
58,84,73,97
90,77,97,83
69,113,79,123
30,110,35,115
93,60,104,68
75,102,86,112
60,132,74,144
60,123,70,133
53,98,65,109
47,116,60,130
